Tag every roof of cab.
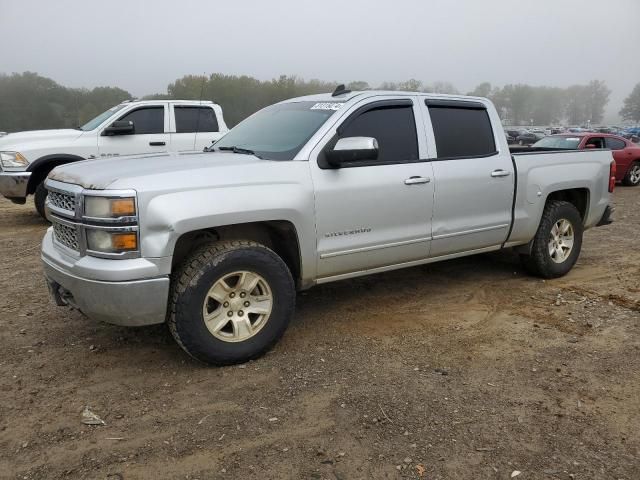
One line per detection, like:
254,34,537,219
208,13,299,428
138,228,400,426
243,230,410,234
279,90,489,104
122,99,217,106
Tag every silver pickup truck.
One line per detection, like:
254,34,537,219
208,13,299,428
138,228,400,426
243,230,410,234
41,88,615,365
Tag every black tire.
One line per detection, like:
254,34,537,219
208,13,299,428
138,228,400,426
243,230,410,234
168,240,295,365
520,200,583,279
34,181,48,219
622,161,640,186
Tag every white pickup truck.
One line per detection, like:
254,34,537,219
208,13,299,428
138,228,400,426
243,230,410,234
42,88,615,366
0,100,228,217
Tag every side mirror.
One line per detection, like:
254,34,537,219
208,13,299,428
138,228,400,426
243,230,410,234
585,144,596,149
102,120,134,136
326,137,378,167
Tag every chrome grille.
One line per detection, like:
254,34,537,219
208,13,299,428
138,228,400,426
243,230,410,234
52,221,80,251
48,190,76,214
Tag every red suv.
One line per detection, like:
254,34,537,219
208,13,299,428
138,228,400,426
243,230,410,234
533,134,640,186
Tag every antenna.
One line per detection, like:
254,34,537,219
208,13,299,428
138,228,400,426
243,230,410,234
332,84,351,97
193,73,206,151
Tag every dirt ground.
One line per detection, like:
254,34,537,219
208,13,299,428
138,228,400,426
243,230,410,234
0,189,638,480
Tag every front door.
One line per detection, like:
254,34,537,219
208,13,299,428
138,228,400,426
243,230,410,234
98,104,170,158
422,99,514,257
310,97,434,279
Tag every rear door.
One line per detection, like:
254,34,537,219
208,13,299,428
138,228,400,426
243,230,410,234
604,136,631,176
309,97,434,278
98,104,169,157
169,105,224,152
422,99,514,257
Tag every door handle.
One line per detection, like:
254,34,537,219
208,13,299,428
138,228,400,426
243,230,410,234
404,176,431,185
149,141,166,146
491,169,511,178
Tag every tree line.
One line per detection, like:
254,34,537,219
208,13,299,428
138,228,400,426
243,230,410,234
0,72,132,132
1,71,639,133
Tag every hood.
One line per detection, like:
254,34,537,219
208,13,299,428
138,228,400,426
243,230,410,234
0,129,84,150
48,151,288,191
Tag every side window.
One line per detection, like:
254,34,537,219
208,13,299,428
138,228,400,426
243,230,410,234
605,137,626,150
339,105,419,163
585,137,605,149
118,107,164,135
427,104,496,159
175,107,219,133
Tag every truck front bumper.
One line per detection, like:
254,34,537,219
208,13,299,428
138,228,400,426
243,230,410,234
41,230,170,327
0,171,31,203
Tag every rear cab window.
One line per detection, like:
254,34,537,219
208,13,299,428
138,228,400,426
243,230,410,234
425,99,496,159
605,137,626,150
175,106,219,133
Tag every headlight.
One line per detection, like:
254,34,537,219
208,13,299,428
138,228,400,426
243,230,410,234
86,229,138,254
84,196,136,218
0,151,29,170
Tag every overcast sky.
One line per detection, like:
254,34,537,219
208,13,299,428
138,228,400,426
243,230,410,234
1,0,638,120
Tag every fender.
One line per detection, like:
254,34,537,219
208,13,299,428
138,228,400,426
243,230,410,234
26,153,86,193
27,153,86,173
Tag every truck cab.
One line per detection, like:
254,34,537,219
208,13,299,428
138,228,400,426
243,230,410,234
0,100,228,217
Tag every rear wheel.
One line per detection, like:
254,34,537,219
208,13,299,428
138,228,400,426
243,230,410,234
520,200,583,278
622,161,640,186
168,240,295,365
34,181,48,219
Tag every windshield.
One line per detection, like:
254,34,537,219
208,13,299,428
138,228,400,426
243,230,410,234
533,136,581,149
79,104,128,131
214,101,343,160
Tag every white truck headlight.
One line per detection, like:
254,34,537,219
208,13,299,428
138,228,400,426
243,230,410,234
0,151,29,170
84,196,136,218
86,229,138,253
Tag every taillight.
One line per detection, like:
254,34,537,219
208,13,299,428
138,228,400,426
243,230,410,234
609,160,616,193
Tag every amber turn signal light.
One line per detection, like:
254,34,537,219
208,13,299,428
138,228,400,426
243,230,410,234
111,198,136,216
111,233,138,250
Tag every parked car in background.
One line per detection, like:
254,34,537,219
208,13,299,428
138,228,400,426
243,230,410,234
620,127,640,142
504,129,523,144
533,133,640,186
516,130,545,145
41,90,615,365
0,100,228,217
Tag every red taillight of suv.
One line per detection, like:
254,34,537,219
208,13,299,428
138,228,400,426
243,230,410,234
609,161,616,193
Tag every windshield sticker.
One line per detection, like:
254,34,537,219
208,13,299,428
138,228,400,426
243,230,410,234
311,102,344,111
566,138,580,141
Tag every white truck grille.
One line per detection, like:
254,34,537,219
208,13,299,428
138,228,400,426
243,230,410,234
52,222,80,251
48,190,77,214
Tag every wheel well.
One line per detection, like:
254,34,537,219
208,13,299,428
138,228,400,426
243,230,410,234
172,221,302,287
27,159,75,195
546,188,589,221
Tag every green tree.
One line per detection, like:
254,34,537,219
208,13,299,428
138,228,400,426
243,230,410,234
467,82,493,98
0,72,132,132
620,83,640,123
584,80,610,124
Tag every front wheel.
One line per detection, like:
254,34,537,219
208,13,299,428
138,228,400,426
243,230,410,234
168,240,295,365
520,200,583,278
622,161,640,186
34,181,48,219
